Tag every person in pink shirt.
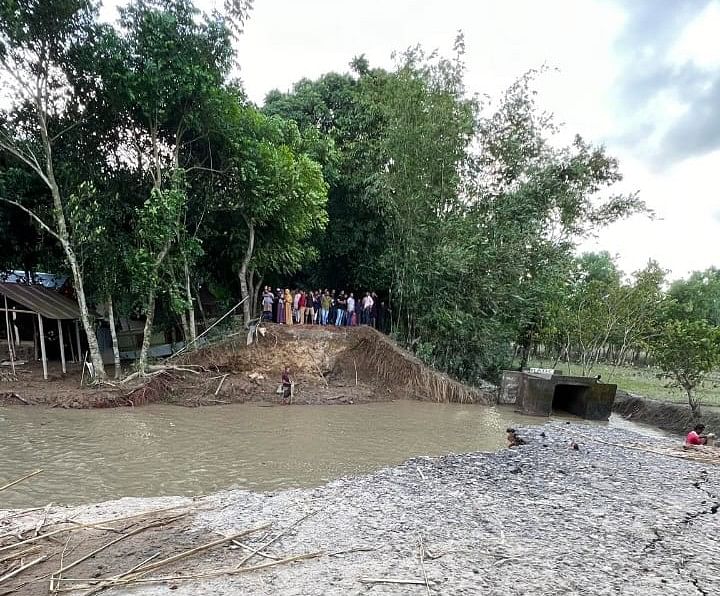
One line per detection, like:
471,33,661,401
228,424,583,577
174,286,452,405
686,424,707,446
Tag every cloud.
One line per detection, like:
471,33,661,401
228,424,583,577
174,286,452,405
611,0,720,165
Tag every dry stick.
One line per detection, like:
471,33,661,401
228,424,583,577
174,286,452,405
128,523,271,579
307,353,328,388
34,503,53,537
68,551,324,590
235,511,315,569
229,539,279,561
54,514,186,581
0,470,43,493
11,393,30,405
0,554,49,585
214,374,229,396
0,546,41,565
327,546,377,557
79,552,161,596
418,535,431,596
50,534,72,593
359,577,427,586
0,504,192,554
353,358,358,386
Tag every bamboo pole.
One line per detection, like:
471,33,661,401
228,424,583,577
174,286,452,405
0,503,193,553
75,320,82,364
38,314,47,380
53,514,186,579
0,554,48,585
58,319,66,374
3,295,15,376
0,469,43,493
130,524,271,578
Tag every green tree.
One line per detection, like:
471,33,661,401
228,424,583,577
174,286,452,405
667,268,720,326
0,0,111,378
107,0,234,372
650,320,720,416
201,92,328,323
264,64,389,289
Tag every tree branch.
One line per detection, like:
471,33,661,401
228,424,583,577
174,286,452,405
0,196,62,244
0,134,51,186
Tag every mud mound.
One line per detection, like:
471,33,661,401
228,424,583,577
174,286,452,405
613,392,720,434
181,325,496,405
335,327,496,404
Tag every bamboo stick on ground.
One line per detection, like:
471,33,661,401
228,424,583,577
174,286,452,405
234,511,315,569
0,554,48,585
418,535,431,596
79,552,161,596
0,546,41,565
128,523,271,579
0,504,193,553
63,551,324,591
0,470,43,493
359,577,428,585
53,514,186,579
228,539,279,561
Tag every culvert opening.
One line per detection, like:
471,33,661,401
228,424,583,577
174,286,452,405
552,384,590,417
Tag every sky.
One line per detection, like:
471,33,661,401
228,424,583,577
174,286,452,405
103,0,720,280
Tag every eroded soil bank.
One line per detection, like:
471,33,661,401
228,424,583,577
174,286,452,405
1,423,718,595
0,326,495,408
614,391,720,435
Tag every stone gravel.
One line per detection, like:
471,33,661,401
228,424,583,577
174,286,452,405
10,422,720,595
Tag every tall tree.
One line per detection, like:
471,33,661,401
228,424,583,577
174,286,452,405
201,93,328,323
0,0,110,378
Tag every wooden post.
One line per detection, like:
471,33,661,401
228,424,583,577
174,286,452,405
57,319,66,374
3,295,15,375
75,320,82,364
38,314,47,380
68,323,76,363
33,315,38,361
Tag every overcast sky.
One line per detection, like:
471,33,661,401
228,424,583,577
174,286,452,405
105,0,720,280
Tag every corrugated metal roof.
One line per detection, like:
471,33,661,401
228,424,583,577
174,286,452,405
0,283,81,320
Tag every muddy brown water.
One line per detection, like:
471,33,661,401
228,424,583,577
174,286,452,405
0,401,670,508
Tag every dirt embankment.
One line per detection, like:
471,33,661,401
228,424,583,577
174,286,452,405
1,423,718,595
0,325,496,409
613,391,720,434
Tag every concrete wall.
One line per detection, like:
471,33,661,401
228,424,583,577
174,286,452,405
499,371,522,404
516,373,617,420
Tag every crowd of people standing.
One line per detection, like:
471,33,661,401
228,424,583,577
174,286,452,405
261,288,389,332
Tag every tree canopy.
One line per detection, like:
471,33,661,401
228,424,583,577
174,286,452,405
1,1,716,398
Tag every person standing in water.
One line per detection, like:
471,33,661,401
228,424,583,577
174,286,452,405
281,366,293,404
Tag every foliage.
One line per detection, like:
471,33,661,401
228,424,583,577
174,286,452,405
666,268,720,326
649,319,720,416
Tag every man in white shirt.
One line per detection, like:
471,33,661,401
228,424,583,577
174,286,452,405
346,293,355,326
362,292,374,325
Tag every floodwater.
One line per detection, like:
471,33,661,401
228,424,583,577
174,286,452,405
0,402,670,508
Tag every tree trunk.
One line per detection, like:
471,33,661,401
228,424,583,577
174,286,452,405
519,326,534,370
107,295,121,380
180,311,190,346
251,271,263,320
238,219,255,326
687,389,701,419
66,253,106,380
137,290,156,375
184,258,197,348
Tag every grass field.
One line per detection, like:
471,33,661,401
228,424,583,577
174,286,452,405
520,358,720,408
